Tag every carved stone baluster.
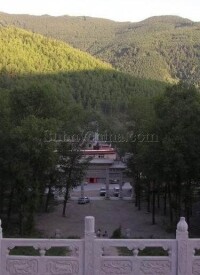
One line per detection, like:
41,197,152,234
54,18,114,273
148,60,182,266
133,248,139,257
176,217,190,275
7,244,15,256
84,216,95,275
39,247,46,256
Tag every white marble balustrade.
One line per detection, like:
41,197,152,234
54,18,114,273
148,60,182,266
0,216,198,275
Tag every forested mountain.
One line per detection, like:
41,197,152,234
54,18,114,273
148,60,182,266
1,20,200,237
0,25,166,121
0,26,168,234
1,12,200,85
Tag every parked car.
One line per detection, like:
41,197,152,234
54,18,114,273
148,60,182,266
78,197,90,204
114,187,120,197
99,187,106,196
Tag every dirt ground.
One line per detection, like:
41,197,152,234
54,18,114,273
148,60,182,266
35,199,174,239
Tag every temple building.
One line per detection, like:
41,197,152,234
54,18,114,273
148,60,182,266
82,133,129,185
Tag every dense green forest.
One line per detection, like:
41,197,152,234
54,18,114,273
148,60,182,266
0,26,167,121
1,12,200,85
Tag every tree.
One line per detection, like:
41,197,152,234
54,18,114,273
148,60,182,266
153,83,200,224
58,139,89,217
7,115,58,234
127,82,200,226
0,83,60,234
126,96,155,211
138,83,200,225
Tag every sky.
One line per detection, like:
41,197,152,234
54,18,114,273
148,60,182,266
0,0,199,23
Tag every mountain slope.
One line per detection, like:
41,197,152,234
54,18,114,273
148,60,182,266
0,26,167,120
0,26,112,74
1,13,200,85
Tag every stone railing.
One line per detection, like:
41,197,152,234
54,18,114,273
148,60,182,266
0,217,200,275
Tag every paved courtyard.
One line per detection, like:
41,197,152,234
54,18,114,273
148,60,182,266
35,185,174,239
